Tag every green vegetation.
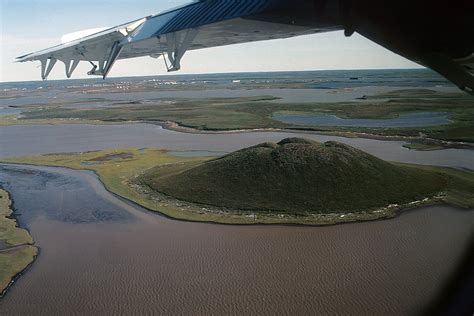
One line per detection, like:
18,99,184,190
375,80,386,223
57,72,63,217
402,143,445,151
142,138,447,213
0,189,37,296
15,89,474,142
0,190,33,246
0,114,128,126
19,96,284,130
2,141,473,225
0,246,37,295
406,165,474,208
0,149,230,223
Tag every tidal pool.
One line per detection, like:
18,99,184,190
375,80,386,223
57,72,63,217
0,163,472,315
273,111,451,127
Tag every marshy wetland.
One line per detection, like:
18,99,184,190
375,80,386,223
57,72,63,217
7,89,473,144
0,70,472,314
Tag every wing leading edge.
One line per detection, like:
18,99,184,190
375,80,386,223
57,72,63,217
17,0,337,79
16,0,473,93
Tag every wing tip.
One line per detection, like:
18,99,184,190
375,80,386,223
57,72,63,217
15,53,33,62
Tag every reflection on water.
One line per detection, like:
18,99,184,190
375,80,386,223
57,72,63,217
273,112,451,127
0,164,472,314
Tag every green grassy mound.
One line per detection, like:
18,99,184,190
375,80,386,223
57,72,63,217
143,138,446,214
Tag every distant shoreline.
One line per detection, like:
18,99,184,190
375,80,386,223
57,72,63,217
1,117,473,150
153,120,474,150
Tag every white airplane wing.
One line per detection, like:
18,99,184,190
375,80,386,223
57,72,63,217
17,0,337,79
17,0,473,93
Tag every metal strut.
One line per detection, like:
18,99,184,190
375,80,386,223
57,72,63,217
64,59,80,78
40,57,57,80
87,60,98,76
340,0,354,37
102,41,123,79
87,41,123,79
159,28,198,72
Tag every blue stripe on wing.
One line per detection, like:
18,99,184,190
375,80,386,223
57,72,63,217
156,0,272,36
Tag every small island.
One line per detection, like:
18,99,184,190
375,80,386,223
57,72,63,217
141,138,447,221
0,189,37,296
143,138,446,214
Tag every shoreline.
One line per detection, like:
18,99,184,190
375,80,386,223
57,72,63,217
1,162,468,228
0,161,470,303
1,118,473,151
0,248,39,299
1,165,472,314
0,188,38,298
154,120,474,150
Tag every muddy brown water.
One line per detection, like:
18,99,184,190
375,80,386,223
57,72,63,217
0,164,472,315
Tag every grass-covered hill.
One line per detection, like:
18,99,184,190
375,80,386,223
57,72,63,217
143,138,446,214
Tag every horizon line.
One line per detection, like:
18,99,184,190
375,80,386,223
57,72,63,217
0,67,427,84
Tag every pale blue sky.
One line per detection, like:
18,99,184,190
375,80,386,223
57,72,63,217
0,0,421,82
